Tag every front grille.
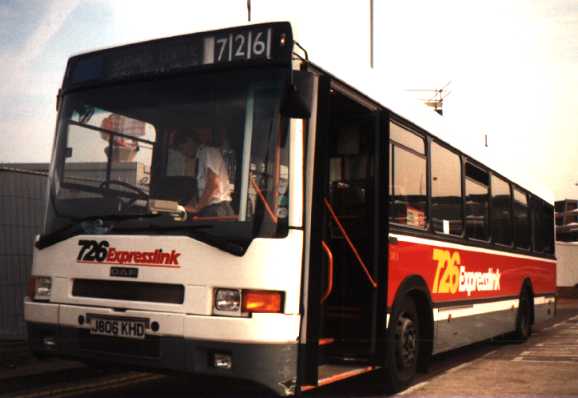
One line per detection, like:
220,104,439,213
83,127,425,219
72,279,184,304
78,329,160,357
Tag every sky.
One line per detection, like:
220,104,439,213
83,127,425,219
0,0,577,200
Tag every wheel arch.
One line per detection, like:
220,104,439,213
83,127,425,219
390,275,434,372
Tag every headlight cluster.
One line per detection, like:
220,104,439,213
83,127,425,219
214,288,283,316
28,276,52,301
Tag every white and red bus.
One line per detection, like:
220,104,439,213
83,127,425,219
25,22,556,395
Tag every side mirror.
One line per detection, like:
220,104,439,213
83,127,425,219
281,71,314,119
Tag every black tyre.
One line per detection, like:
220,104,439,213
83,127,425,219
384,296,419,393
513,289,532,342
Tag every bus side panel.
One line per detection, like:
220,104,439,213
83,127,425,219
387,235,556,353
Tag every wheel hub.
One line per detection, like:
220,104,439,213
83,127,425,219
397,315,417,369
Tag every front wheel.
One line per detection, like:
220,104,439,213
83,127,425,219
384,296,419,393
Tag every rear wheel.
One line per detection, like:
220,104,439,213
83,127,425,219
384,296,419,393
513,289,533,342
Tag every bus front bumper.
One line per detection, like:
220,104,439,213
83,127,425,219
27,322,297,395
25,301,299,396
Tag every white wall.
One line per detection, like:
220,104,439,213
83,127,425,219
556,242,578,287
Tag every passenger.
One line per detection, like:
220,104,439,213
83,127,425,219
186,127,234,217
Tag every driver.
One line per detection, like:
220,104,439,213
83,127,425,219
186,127,234,217
167,130,197,176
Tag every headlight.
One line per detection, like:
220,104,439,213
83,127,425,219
214,288,241,313
29,276,52,301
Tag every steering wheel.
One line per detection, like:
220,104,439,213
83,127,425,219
99,180,148,210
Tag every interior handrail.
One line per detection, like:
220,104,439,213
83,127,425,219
323,197,378,289
250,176,278,223
320,240,334,303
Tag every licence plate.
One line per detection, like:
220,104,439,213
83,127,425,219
90,317,146,339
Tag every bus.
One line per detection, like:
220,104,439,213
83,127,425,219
25,22,556,395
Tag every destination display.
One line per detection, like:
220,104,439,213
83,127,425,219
212,28,272,64
65,22,293,87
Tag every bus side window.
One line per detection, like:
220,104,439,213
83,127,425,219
388,122,427,228
491,175,513,246
431,141,463,235
513,188,531,249
464,162,489,241
533,197,544,252
542,201,555,254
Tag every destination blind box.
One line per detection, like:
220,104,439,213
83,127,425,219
64,22,294,88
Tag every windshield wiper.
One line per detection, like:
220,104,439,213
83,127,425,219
35,213,161,250
37,216,246,256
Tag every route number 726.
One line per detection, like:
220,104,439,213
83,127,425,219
77,240,109,262
432,249,461,294
214,29,271,63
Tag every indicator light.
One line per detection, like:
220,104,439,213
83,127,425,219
242,290,283,313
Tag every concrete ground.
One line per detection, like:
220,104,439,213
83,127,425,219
396,312,578,396
0,339,83,381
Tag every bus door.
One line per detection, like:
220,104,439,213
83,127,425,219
300,76,386,389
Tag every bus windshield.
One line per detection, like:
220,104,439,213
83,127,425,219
45,68,290,252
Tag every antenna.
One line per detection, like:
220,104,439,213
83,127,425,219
406,81,452,115
370,0,374,68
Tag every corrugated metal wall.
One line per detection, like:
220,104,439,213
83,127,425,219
0,166,48,339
